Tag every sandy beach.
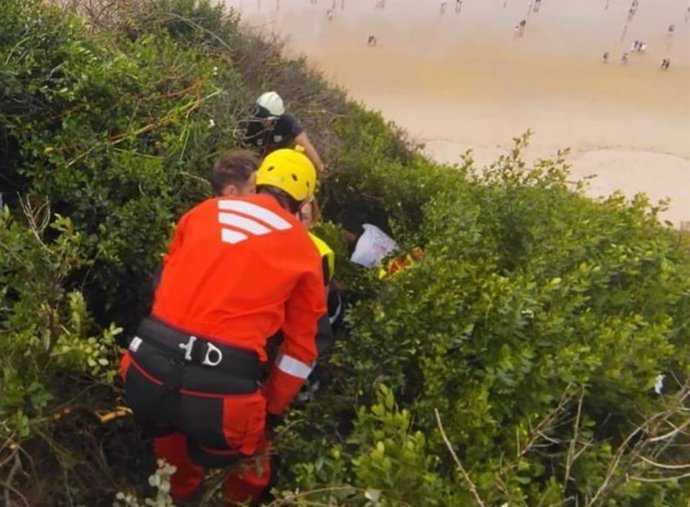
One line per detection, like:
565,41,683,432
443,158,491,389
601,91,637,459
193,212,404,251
227,0,690,226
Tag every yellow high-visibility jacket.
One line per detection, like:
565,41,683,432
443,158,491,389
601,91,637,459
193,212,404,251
308,232,341,355
308,232,335,285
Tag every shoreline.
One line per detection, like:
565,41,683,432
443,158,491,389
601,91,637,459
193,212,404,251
231,0,690,226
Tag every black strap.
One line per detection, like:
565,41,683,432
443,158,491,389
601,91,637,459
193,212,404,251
135,317,262,382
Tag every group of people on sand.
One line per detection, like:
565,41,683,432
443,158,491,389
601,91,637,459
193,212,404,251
602,48,671,71
599,13,681,72
614,40,646,64
320,0,680,62
630,40,647,53
439,0,464,14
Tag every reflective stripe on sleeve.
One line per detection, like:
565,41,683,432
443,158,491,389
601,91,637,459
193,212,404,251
276,354,313,379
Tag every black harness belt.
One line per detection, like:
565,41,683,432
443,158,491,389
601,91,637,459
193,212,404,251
129,317,261,395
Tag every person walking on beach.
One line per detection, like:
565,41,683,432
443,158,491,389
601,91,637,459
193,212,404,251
660,58,671,70
367,35,378,46
602,51,610,63
440,0,447,14
514,19,527,37
534,0,542,13
455,0,462,13
620,52,629,64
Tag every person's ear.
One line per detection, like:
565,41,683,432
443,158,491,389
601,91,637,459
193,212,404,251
297,200,309,218
221,185,239,196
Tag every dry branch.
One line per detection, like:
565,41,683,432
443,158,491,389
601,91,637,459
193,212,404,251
563,387,585,491
434,408,486,507
586,377,690,506
518,384,575,460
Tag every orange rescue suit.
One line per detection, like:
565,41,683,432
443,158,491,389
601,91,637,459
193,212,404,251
151,194,326,414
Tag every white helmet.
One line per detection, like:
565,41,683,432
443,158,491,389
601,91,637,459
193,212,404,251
255,91,285,118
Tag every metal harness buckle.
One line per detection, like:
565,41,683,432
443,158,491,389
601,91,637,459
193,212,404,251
178,335,224,367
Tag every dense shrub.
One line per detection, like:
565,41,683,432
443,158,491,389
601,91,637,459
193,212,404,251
1,1,688,505
276,135,690,506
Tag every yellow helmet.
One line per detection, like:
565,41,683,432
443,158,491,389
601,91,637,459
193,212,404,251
256,148,317,203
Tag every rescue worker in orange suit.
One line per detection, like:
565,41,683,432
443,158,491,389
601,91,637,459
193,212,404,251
205,151,338,396
151,150,260,291
120,147,326,505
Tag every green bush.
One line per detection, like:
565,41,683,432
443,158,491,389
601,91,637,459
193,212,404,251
0,204,120,433
281,134,690,506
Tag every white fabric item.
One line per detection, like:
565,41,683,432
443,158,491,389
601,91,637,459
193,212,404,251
350,224,398,268
654,374,666,395
276,353,313,379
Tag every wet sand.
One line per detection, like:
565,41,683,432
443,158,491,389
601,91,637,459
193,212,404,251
228,0,690,226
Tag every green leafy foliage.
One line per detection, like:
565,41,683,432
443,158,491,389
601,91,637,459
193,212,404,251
295,131,690,505
1,0,247,327
281,385,463,506
0,206,120,441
